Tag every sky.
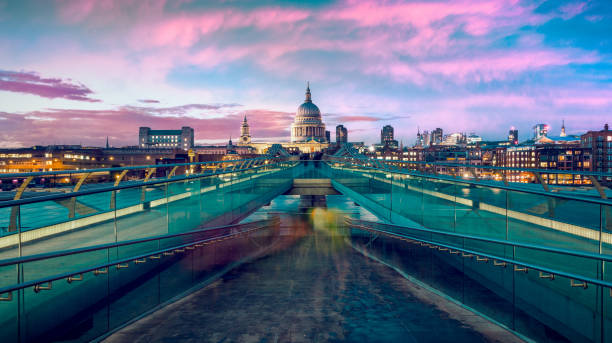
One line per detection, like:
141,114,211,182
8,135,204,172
0,0,611,147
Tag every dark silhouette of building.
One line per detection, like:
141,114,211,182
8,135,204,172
432,128,443,145
381,125,394,144
336,125,348,143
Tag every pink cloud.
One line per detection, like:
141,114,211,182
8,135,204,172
332,115,382,122
132,7,310,49
0,105,293,147
418,50,597,83
138,99,160,104
45,0,595,89
0,70,100,102
55,0,167,25
552,90,612,107
361,48,597,85
121,103,242,116
320,0,537,35
439,94,538,109
558,2,587,20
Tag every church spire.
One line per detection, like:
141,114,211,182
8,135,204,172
560,119,566,137
305,81,311,102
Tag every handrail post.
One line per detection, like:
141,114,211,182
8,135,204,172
9,176,34,232
469,167,479,181
588,176,608,200
533,172,550,192
110,169,128,209
140,168,156,202
167,166,179,179
68,172,91,218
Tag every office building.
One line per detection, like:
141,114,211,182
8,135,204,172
139,126,194,149
336,125,348,143
533,124,549,140
508,128,519,145
581,123,612,175
432,128,443,145
381,125,395,145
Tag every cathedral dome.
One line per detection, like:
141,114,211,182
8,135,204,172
297,101,321,117
295,83,321,119
291,82,327,143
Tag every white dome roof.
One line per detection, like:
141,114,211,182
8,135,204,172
297,101,321,117
295,83,322,121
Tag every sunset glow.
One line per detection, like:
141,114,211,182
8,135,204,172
1,0,610,146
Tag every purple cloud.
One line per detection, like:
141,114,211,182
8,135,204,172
121,103,242,116
0,105,292,147
0,70,100,102
327,114,409,123
138,99,160,103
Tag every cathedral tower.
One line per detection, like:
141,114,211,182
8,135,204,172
239,115,251,145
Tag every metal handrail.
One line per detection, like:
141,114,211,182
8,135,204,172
0,160,293,208
327,155,612,178
347,218,612,289
348,219,612,262
327,160,612,206
0,156,278,178
0,218,280,295
0,218,278,267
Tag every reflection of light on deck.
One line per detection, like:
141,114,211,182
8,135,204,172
309,208,348,252
311,207,338,231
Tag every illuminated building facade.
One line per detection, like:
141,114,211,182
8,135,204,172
508,129,519,145
533,124,549,140
139,126,194,149
239,83,329,154
505,145,591,184
0,146,104,173
290,83,327,143
431,128,443,145
381,125,394,145
581,123,612,176
239,116,251,145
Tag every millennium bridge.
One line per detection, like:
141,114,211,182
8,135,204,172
0,148,611,342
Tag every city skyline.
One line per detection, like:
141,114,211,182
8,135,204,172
1,0,612,147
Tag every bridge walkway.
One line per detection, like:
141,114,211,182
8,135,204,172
104,200,522,343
